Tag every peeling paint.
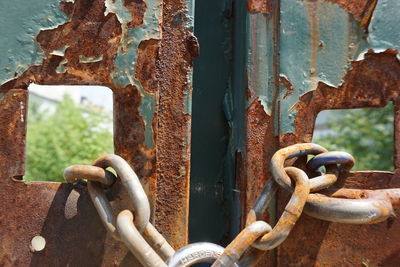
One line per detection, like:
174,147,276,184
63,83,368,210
0,0,70,85
246,12,274,115
56,59,68,74
278,0,400,134
50,45,69,56
79,55,104,63
279,0,364,133
108,0,162,148
367,0,400,51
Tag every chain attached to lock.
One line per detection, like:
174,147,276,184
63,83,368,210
64,143,400,267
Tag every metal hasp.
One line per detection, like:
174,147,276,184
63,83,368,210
0,0,196,266
237,0,400,266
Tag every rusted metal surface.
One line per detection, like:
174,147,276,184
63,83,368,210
212,221,271,267
248,50,399,266
64,165,116,186
0,180,131,266
277,51,400,265
154,0,194,247
0,0,195,265
0,89,27,180
247,0,272,14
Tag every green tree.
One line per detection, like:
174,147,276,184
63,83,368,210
314,103,394,171
25,95,113,182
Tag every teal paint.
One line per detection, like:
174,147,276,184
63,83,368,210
183,70,193,116
50,45,70,57
246,13,275,115
79,55,104,63
279,0,364,134
185,0,195,31
56,59,68,74
190,0,237,244
107,0,162,148
0,0,71,85
368,0,400,51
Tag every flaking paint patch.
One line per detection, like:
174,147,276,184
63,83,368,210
0,0,71,85
183,70,193,115
79,55,104,63
367,0,400,51
56,59,68,74
279,0,364,134
108,0,162,148
50,45,69,56
246,12,274,115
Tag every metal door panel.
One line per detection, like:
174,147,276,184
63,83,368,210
0,0,195,265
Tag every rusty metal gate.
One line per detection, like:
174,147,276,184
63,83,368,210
1,0,399,266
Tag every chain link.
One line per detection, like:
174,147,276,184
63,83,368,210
64,143,400,267
64,154,174,267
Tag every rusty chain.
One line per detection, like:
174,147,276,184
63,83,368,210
64,143,400,266
64,154,174,267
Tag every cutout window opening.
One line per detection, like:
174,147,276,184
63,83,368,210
313,103,394,171
25,84,114,182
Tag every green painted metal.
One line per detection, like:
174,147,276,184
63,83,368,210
278,0,364,133
190,0,234,245
277,0,400,134
0,0,70,85
368,0,400,51
108,0,163,147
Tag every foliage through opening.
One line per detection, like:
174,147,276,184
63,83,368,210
313,103,394,171
25,85,113,182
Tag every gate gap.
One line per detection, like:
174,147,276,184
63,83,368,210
25,84,114,182
313,103,394,171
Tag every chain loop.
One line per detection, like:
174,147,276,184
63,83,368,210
251,167,310,250
117,210,167,267
64,144,400,266
64,155,175,264
64,164,116,186
307,151,355,172
304,192,394,224
93,154,150,232
167,243,240,267
271,143,328,192
211,221,271,267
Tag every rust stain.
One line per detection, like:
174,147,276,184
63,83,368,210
243,100,275,223
306,0,320,91
0,89,27,180
239,98,278,267
328,0,378,30
154,0,195,249
124,0,147,28
247,0,273,14
279,75,294,99
135,39,161,94
186,33,200,58
0,180,138,266
113,84,157,219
